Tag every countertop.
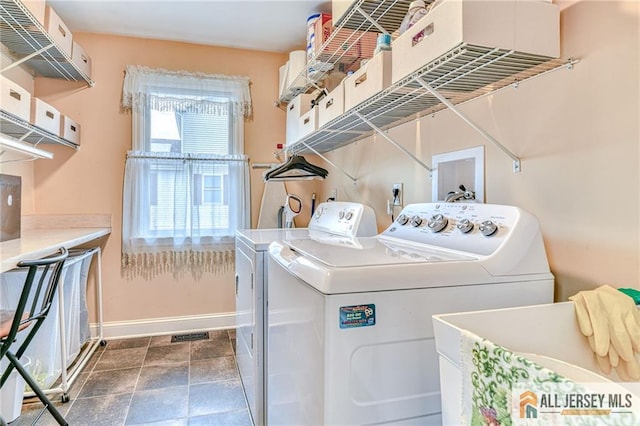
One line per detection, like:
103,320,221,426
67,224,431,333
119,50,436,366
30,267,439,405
1,215,111,273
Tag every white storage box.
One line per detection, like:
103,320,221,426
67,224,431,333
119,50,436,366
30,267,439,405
44,6,73,57
433,302,640,426
285,93,314,146
0,76,31,122
60,115,81,145
344,50,392,111
0,357,31,423
22,0,45,25
391,0,559,84
318,82,345,128
30,98,60,136
298,107,319,141
71,41,92,78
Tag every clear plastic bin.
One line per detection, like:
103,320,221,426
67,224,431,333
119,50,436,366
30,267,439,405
0,249,95,389
0,356,31,423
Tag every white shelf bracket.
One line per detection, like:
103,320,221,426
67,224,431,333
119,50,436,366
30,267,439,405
354,6,389,34
299,141,358,183
354,112,433,173
415,77,522,173
0,44,55,74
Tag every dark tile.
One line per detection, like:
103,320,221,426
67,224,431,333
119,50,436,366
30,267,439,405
190,357,239,385
149,334,174,347
188,380,246,417
94,347,147,371
106,337,151,351
125,386,189,424
64,393,131,426
190,339,234,361
207,330,231,341
78,367,139,398
137,363,189,391
11,398,69,426
188,409,252,426
144,344,190,366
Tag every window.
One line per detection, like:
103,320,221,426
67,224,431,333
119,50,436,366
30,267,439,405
121,66,252,278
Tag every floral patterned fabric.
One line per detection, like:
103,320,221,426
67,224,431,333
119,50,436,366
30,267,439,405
461,330,640,426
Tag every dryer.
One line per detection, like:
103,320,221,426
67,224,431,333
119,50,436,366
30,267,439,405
266,202,555,425
234,201,377,425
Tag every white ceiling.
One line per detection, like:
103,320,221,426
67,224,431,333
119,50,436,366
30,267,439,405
48,0,331,53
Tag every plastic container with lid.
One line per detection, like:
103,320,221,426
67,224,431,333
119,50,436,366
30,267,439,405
374,33,392,55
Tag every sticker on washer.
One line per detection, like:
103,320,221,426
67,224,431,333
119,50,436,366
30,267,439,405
339,304,375,329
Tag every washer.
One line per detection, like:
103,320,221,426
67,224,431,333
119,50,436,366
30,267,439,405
235,201,377,425
266,202,555,425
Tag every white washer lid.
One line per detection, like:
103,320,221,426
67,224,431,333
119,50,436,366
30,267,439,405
285,236,475,268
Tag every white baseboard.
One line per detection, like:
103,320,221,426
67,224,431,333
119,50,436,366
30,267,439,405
90,312,237,340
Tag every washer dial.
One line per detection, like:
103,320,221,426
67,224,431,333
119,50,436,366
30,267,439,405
396,214,410,225
427,214,448,233
457,218,474,234
479,220,498,237
410,215,423,227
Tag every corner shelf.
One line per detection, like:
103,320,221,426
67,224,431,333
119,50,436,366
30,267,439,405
0,0,94,86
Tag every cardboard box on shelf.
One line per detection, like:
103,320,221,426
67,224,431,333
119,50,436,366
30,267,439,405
60,115,81,145
71,41,92,78
44,6,73,57
30,98,60,135
0,75,32,122
344,50,392,111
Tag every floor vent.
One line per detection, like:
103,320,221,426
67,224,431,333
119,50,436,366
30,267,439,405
171,331,209,343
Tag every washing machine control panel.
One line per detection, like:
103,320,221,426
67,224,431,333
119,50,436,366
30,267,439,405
382,203,536,256
309,201,378,238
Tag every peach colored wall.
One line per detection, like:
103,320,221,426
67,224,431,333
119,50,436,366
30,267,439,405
30,34,289,323
317,1,640,302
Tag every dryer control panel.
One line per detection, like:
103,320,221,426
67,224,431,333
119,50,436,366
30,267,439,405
309,201,378,238
381,203,540,256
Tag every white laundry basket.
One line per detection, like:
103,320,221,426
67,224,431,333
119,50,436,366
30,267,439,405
0,356,31,423
0,249,95,390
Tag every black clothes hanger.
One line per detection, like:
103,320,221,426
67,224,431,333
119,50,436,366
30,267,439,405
264,155,328,181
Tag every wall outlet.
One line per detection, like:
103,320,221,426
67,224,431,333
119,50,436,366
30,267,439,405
328,188,337,201
392,183,403,206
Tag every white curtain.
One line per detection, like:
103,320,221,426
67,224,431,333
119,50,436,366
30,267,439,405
121,66,251,279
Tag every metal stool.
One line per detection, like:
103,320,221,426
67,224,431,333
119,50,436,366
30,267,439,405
1,248,69,425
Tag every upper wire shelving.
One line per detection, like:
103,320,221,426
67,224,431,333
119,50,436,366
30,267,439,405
0,0,94,85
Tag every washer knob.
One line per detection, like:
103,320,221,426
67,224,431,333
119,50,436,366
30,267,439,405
410,215,423,227
345,211,354,220
457,218,474,234
396,214,410,225
427,214,448,233
479,220,498,237
338,210,345,219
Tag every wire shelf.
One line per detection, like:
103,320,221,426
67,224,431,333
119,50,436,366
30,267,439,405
289,44,572,155
0,110,79,149
0,0,94,85
277,0,416,104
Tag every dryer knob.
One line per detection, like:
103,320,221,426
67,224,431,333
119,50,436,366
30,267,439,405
410,215,423,227
338,210,345,219
427,214,448,233
479,220,498,237
345,211,354,220
396,214,410,225
457,218,474,234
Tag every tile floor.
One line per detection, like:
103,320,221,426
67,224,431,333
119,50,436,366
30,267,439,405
11,329,252,426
